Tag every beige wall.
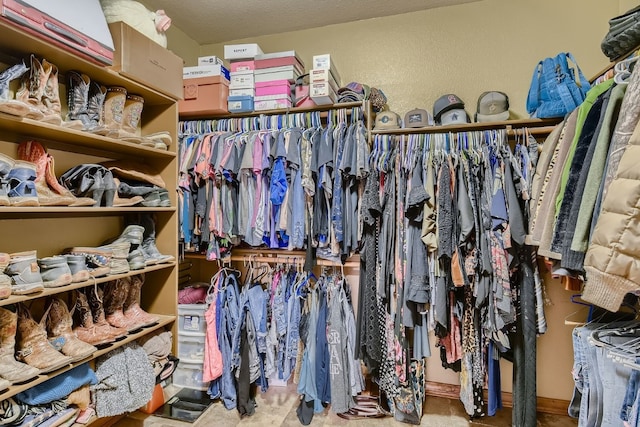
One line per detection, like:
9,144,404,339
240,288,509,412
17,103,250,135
194,0,619,119
167,0,630,403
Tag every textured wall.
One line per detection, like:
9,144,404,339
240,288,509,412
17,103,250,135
168,0,628,403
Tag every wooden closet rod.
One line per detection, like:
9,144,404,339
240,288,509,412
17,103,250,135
228,254,360,269
506,125,558,136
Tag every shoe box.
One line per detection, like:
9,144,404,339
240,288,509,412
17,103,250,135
108,21,183,100
179,75,229,117
0,0,114,65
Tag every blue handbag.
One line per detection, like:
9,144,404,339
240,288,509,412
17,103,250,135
526,52,591,118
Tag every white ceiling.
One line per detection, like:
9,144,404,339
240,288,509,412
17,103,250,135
141,0,480,45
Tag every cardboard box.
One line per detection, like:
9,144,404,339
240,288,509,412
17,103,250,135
198,55,224,66
255,82,292,97
229,88,255,97
224,43,263,60
309,68,340,91
312,54,342,86
310,81,337,105
229,72,255,89
108,22,183,100
254,98,292,111
230,60,255,73
179,76,229,117
183,64,230,81
228,95,254,113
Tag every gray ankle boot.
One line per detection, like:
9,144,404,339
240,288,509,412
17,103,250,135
140,214,174,265
5,251,44,295
65,71,91,130
37,256,73,288
63,254,90,283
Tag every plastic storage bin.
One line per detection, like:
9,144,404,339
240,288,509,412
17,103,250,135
178,304,207,335
172,361,209,391
178,333,206,363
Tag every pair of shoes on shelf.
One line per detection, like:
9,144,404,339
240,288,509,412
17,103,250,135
102,275,159,332
13,298,97,374
2,250,90,293
107,216,175,267
73,287,124,347
100,86,145,143
58,163,116,207
0,54,62,124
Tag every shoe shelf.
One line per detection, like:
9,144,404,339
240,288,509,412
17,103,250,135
0,206,176,219
0,22,175,106
0,112,176,160
0,314,175,402
0,262,176,308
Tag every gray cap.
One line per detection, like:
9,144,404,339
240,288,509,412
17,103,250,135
475,91,510,122
433,94,465,122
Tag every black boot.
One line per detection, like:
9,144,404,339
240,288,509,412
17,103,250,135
65,70,91,130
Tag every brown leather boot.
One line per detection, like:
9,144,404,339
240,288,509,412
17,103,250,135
45,297,96,362
123,273,159,328
119,94,144,143
103,278,144,332
87,285,127,340
40,60,62,125
72,289,115,346
15,54,47,121
15,303,72,373
0,306,40,383
102,86,127,138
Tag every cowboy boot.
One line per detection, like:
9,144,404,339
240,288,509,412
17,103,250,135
141,213,175,264
44,297,96,362
72,289,115,346
87,285,127,340
15,303,72,373
123,273,159,328
0,59,30,117
39,60,62,125
103,278,144,332
17,140,95,206
0,306,40,384
119,94,144,143
15,54,47,121
87,81,109,135
64,70,90,130
102,86,127,138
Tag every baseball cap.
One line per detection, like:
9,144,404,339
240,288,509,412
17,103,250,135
440,109,470,126
433,94,465,123
404,108,434,128
337,82,370,103
374,111,401,130
475,91,510,122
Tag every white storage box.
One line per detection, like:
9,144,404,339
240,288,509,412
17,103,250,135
178,304,207,335
178,333,206,363
198,55,224,66
172,361,209,391
224,43,263,60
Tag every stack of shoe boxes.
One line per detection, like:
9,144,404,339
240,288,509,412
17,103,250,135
225,43,263,113
309,54,341,105
253,51,304,111
180,55,230,116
